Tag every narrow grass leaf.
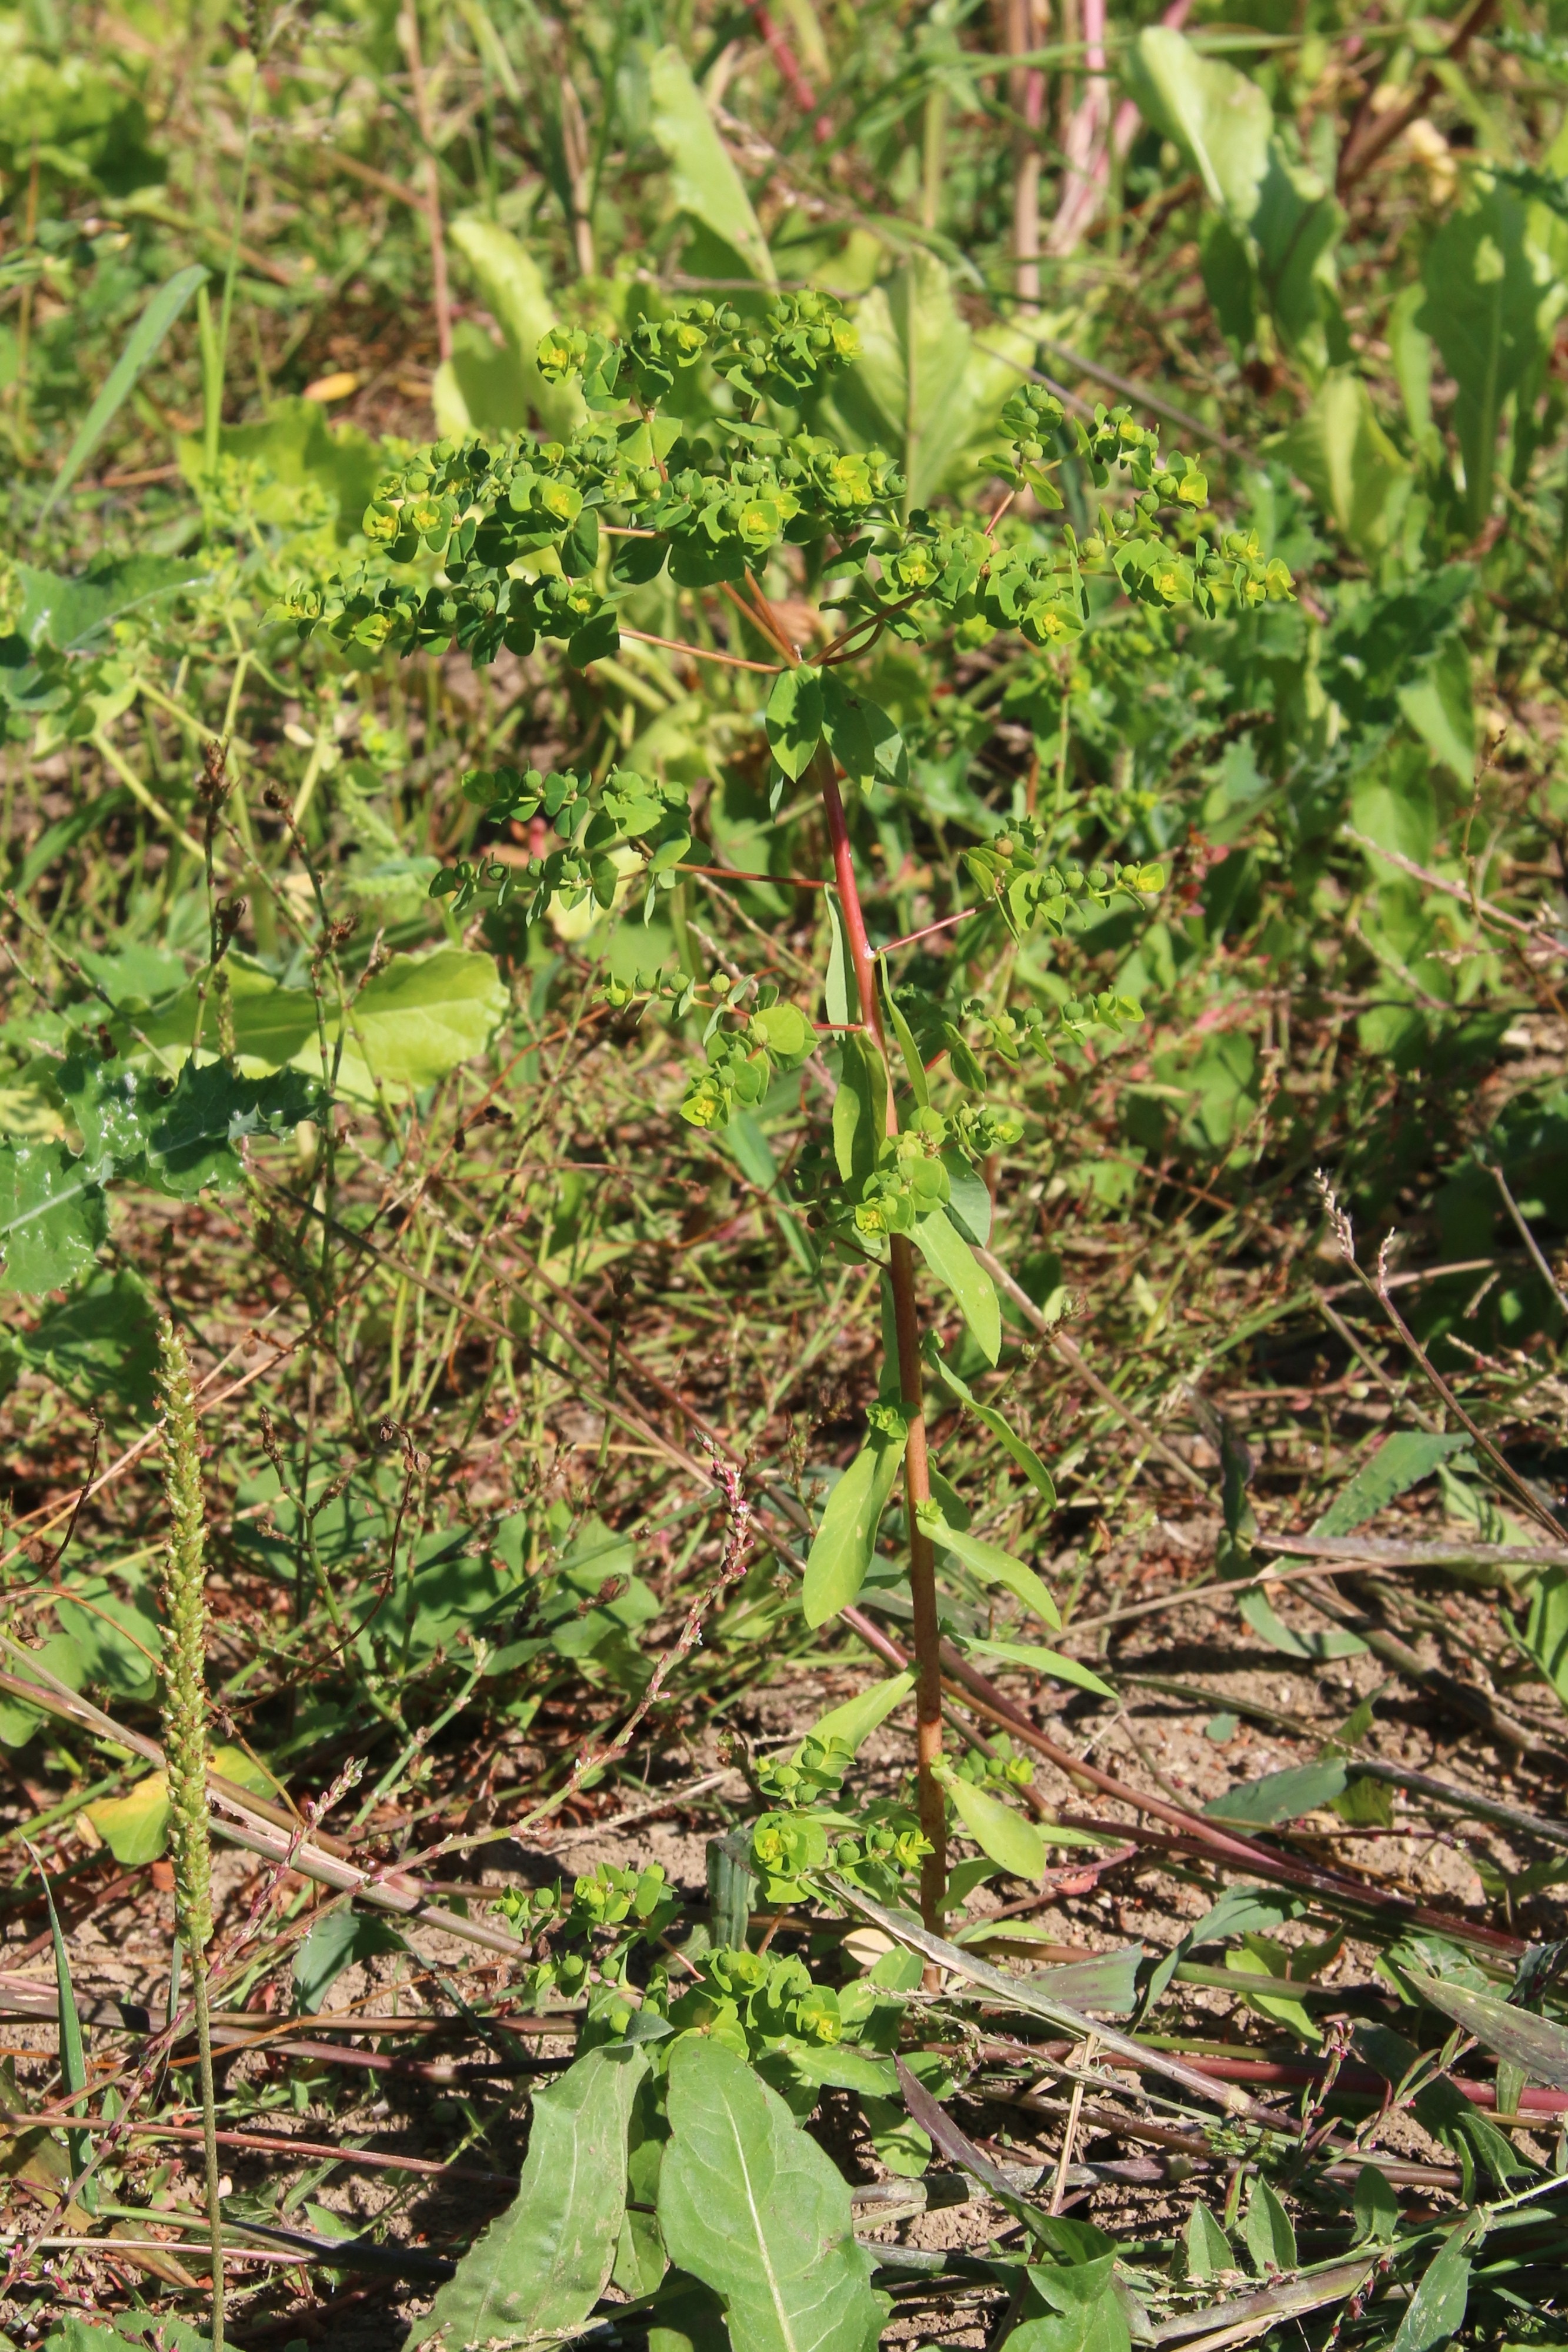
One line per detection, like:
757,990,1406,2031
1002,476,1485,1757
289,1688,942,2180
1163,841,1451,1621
26,1843,93,2207
42,265,208,518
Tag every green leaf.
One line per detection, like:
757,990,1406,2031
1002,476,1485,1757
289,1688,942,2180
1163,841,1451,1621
798,1672,915,1758
959,1636,1113,1702
765,665,825,782
752,1002,815,1064
1420,186,1560,531
0,1634,85,1751
919,1505,1059,1629
1184,2200,1233,2281
648,46,775,288
433,217,585,443
1404,1966,1568,2090
802,1417,908,1627
1313,1433,1473,1539
648,2269,731,2352
1128,28,1343,373
16,556,210,655
823,890,852,1030
295,1913,410,2013
415,2041,648,2348
656,2037,886,2352
819,673,908,793
85,1771,171,1865
1237,1585,1367,1663
939,1150,992,1249
6,1266,159,1417
1523,1567,1568,1708
59,1057,322,1199
832,1032,885,1185
1390,2224,1474,2352
943,1772,1046,1882
821,251,1033,506
927,1344,1055,1507
878,969,929,1108
1203,1761,1348,1827
911,1210,999,1364
42,264,208,519
1352,2165,1399,2243
1277,370,1411,559
0,1142,108,1296
1243,2176,1296,2274
28,1845,92,2199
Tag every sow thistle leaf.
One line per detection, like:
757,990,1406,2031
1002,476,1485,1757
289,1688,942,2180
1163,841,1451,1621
60,1057,322,1198
656,2037,887,2352
916,1503,1060,1629
911,1209,1000,1363
0,1142,108,1297
765,663,825,780
414,2041,648,2349
802,1412,908,1627
942,1769,1046,1881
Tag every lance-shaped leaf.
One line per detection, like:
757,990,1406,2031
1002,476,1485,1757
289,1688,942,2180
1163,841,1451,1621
958,1634,1115,1702
1405,1967,1568,2090
820,672,908,793
656,2036,886,2352
927,1342,1056,1506
802,1409,908,1627
911,1210,999,1363
832,1032,885,1186
413,2040,646,2348
43,264,208,518
798,1672,915,1759
648,45,775,287
916,1502,1059,1629
1391,2220,1479,2352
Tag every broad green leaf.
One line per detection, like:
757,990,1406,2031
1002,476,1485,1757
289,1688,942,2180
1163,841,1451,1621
1243,2176,1296,2274
1277,370,1411,559
1129,28,1343,373
819,673,908,793
1227,1941,1321,2045
54,1573,162,1700
928,1345,1055,1506
433,216,585,443
766,665,825,782
911,1209,999,1363
959,1635,1113,1702
1405,1966,1568,2089
59,1056,321,1198
823,890,852,1030
1524,1567,1568,1707
86,1746,273,1866
943,1772,1046,1882
415,2041,648,2348
42,263,208,518
5,1266,159,1417
1398,635,1476,788
798,1672,915,1758
823,251,1033,506
1006,2263,1129,2352
648,46,775,286
832,1032,885,1185
1391,2224,1474,2352
295,1912,409,2011
752,1002,814,1063
0,1634,85,1751
648,2270,730,2352
1185,2200,1232,2280
139,949,508,1100
175,396,385,535
1420,187,1562,531
16,556,211,655
1352,2164,1400,2243
0,1142,108,1296
919,1504,1059,1629
656,2037,886,2352
1203,1760,1348,1827
939,1149,992,1249
802,1416,908,1626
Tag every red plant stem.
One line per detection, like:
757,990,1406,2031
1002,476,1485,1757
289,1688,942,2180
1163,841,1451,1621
813,749,947,1930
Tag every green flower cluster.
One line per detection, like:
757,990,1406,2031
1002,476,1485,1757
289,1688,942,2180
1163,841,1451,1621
953,1732,1035,1791
493,1860,678,2003
678,986,818,1130
429,762,689,920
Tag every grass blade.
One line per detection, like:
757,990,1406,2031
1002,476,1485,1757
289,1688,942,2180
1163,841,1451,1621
41,264,209,518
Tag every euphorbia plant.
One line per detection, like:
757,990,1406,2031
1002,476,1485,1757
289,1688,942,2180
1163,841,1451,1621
282,287,1293,1925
